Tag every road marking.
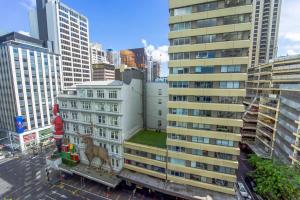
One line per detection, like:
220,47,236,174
61,182,112,200
45,194,56,200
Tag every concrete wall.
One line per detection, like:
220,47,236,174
146,82,168,131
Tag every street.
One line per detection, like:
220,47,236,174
0,152,110,200
238,151,259,200
0,151,168,200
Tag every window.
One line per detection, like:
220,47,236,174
82,102,91,110
71,112,78,120
62,112,68,119
170,171,184,177
111,131,119,140
87,90,93,97
73,124,79,132
214,166,234,174
174,6,192,16
191,162,208,170
158,99,162,104
171,22,191,31
61,101,68,108
83,114,91,122
98,128,106,138
216,139,234,147
158,110,162,116
84,126,92,134
98,115,106,124
97,103,105,111
158,120,162,127
195,81,213,88
155,155,165,161
171,37,191,46
172,96,187,101
170,158,185,166
158,89,162,95
195,66,214,74
192,136,210,144
110,116,119,126
109,90,117,99
109,104,118,112
70,100,77,108
195,96,212,103
97,90,104,98
171,81,189,88
171,108,188,115
169,146,185,152
221,65,241,73
171,67,189,74
220,81,240,89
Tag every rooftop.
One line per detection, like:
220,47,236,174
76,80,123,87
127,130,167,149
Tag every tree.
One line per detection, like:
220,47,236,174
248,155,300,200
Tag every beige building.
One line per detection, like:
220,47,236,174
244,55,300,159
164,0,252,196
92,63,115,81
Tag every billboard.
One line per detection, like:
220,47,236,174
15,116,25,134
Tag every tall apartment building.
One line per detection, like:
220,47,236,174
58,79,143,172
0,32,62,151
30,0,90,89
244,55,300,159
90,43,107,64
250,0,281,67
167,0,252,196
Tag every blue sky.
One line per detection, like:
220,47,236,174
1,0,300,61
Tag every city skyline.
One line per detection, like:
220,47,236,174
1,1,300,68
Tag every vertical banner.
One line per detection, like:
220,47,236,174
15,116,25,134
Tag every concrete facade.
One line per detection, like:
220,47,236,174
30,0,91,89
145,82,168,131
0,32,62,152
92,63,115,81
58,79,143,172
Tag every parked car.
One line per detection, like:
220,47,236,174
237,182,252,199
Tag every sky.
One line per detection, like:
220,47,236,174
0,0,300,75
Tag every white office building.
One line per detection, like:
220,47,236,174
58,79,143,172
30,0,90,89
0,32,62,152
90,43,107,64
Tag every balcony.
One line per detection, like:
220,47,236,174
257,126,273,138
243,122,257,130
243,114,257,122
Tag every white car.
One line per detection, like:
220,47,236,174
237,182,252,199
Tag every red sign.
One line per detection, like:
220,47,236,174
23,132,36,143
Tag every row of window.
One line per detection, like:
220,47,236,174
169,48,249,60
170,0,251,16
170,31,250,46
169,108,242,119
169,121,240,134
170,81,243,89
169,134,235,147
170,14,251,31
61,101,119,113
77,89,118,99
170,96,243,104
170,65,244,74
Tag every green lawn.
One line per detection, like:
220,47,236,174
128,130,167,149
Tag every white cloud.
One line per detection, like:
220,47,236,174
287,50,298,56
18,31,30,37
20,0,36,10
278,0,300,55
142,39,169,63
283,33,300,42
